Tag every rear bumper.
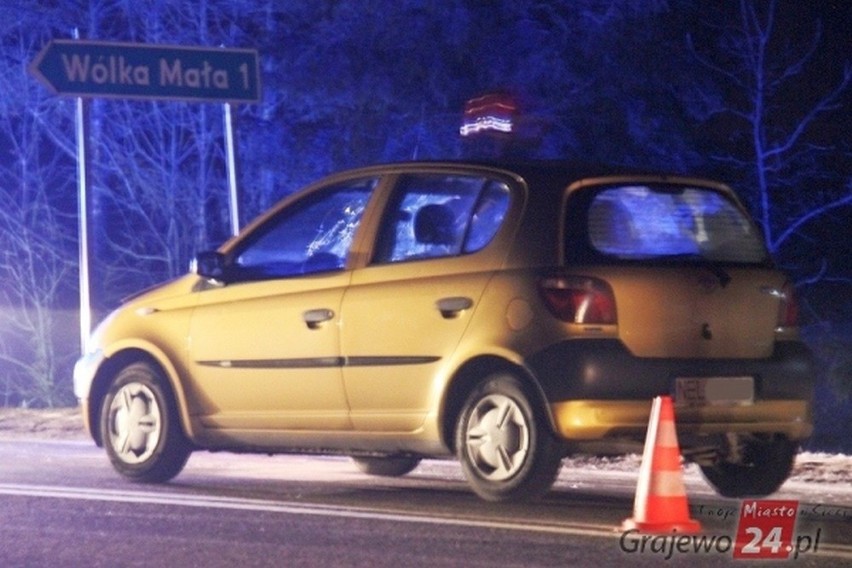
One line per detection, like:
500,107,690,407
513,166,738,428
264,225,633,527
550,399,812,442
529,339,814,442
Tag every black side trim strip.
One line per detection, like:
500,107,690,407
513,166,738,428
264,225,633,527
346,356,440,366
195,355,440,370
196,357,343,369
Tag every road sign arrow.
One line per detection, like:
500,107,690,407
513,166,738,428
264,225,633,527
29,40,260,103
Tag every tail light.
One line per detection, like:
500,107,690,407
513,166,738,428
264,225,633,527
538,275,617,324
777,282,799,328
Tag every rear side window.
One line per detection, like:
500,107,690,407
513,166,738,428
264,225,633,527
373,174,511,263
582,185,768,263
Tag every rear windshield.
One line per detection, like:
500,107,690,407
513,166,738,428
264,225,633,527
571,184,768,264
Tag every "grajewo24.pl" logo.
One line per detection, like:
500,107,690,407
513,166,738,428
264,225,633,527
733,500,821,560
619,499,823,561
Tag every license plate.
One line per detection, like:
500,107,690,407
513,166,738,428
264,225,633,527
675,376,754,407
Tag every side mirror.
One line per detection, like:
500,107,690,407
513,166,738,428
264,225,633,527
190,251,227,281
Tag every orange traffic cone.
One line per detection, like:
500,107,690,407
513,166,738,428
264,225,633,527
622,395,702,534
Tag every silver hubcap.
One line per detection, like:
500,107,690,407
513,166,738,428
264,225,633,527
463,394,530,481
107,382,162,464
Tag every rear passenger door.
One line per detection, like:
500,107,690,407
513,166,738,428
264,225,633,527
340,172,512,432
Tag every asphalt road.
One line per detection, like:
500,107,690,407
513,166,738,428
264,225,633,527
0,439,850,567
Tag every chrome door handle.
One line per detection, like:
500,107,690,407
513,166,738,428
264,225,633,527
436,297,473,319
303,308,334,329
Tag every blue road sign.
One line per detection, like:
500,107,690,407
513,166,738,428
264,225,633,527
30,40,260,103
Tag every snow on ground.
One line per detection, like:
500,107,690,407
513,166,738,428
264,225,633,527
786,452,852,485
564,451,852,486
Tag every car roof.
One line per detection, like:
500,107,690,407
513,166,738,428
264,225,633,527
356,158,669,179
335,159,726,196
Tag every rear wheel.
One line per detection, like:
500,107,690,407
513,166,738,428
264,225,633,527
455,373,563,502
100,362,192,483
700,436,798,498
351,456,421,477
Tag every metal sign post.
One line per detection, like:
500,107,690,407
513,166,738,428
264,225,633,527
70,30,92,354
223,102,241,236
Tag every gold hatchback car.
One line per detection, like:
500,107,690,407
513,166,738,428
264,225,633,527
74,161,814,502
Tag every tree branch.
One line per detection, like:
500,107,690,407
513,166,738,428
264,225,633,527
771,185,852,251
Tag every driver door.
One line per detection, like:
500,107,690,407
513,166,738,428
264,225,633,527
187,178,379,432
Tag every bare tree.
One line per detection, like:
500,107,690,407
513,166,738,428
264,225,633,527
76,0,240,306
686,0,852,441
686,0,851,265
0,15,78,406
91,99,227,303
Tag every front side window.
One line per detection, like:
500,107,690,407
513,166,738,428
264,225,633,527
580,185,768,264
231,178,378,279
372,174,511,264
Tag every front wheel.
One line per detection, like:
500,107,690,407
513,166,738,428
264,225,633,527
700,436,798,498
100,362,192,483
455,373,563,502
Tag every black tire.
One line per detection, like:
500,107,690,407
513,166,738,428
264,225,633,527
455,373,563,502
100,362,192,483
351,456,421,477
700,436,798,498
